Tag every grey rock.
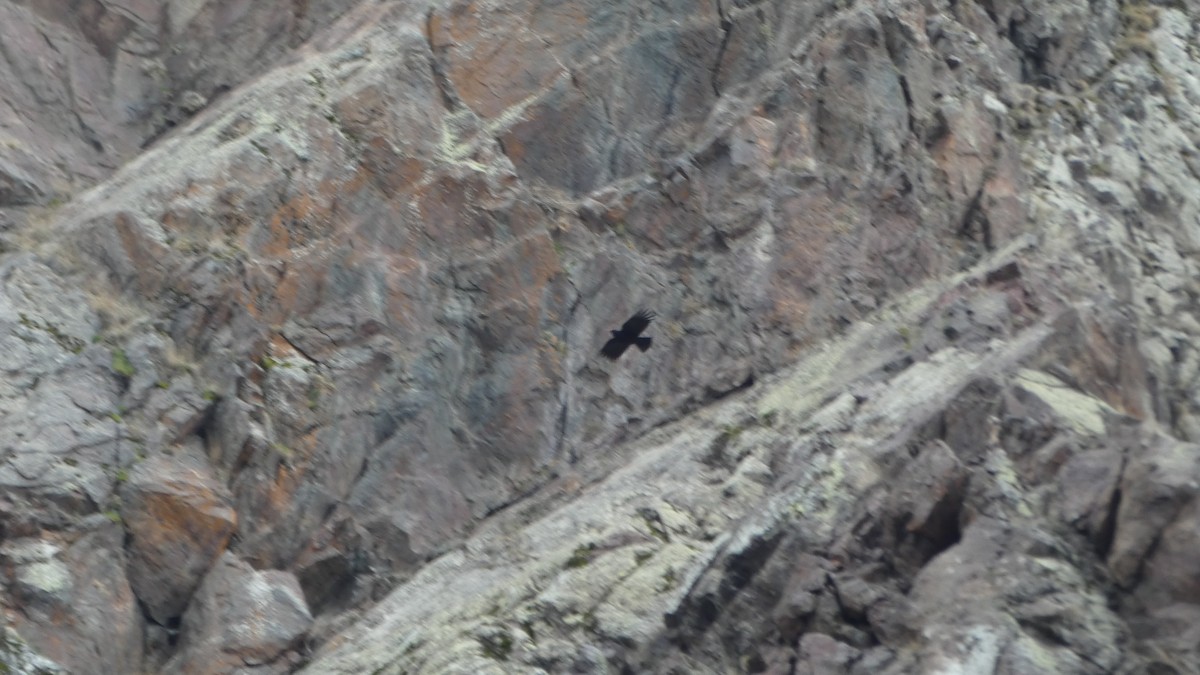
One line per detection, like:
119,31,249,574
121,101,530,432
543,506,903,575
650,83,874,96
0,626,65,675
1,526,142,675
0,157,44,207
0,0,358,220
165,553,313,675
0,0,1198,671
796,633,860,675
1108,436,1200,588
1088,176,1137,208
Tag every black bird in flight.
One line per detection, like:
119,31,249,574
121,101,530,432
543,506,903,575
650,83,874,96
600,310,655,360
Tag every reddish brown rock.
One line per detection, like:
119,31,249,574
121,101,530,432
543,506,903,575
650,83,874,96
122,443,238,624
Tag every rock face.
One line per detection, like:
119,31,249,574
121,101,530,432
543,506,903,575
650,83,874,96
0,0,355,210
0,0,1199,672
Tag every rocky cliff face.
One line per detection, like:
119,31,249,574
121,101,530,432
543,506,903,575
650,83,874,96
1,0,1199,673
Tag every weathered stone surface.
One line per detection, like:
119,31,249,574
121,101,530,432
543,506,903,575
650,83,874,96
0,0,1197,670
0,626,66,675
122,442,238,624
0,257,121,537
0,0,358,219
1108,435,1200,590
32,0,1046,603
164,552,313,675
0,525,142,675
292,261,1107,673
884,440,968,567
293,504,365,615
796,633,860,675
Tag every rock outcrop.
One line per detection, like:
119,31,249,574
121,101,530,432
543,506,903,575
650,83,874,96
0,0,1198,672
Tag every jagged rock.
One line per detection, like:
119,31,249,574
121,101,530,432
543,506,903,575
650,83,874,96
40,0,1041,609
0,158,43,207
1051,445,1123,548
1108,431,1200,656
293,504,366,615
796,633,860,675
164,553,312,675
904,518,1125,675
884,440,968,566
1,539,71,608
0,525,142,675
0,0,358,210
1140,498,1200,605
0,258,120,536
122,442,238,624
0,0,1197,670
1108,435,1200,590
0,626,66,675
1132,603,1200,674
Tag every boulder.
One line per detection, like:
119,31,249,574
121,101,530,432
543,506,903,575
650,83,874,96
122,443,238,624
165,553,312,675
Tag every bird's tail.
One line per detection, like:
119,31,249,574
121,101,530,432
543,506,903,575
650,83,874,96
636,336,652,352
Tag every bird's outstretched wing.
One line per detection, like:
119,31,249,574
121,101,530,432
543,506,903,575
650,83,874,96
619,310,655,336
600,337,630,360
